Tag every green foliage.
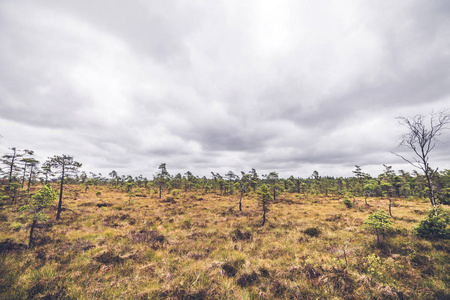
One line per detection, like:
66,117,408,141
258,184,272,201
266,172,284,200
258,184,272,225
343,198,353,208
363,210,392,243
437,188,450,205
8,222,23,231
95,191,102,197
414,207,450,239
365,254,384,280
363,183,374,195
20,185,57,222
19,185,57,248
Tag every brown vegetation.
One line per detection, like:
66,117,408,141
0,185,449,299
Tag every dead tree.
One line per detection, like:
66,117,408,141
394,111,450,215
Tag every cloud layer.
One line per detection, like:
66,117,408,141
1,0,449,178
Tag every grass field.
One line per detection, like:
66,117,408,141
1,185,449,299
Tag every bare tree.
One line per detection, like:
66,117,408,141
394,111,450,215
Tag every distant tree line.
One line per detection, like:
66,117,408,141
1,148,450,205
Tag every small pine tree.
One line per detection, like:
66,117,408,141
20,184,57,248
258,184,272,226
363,210,392,244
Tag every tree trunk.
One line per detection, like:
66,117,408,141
388,198,392,217
8,149,16,184
239,193,243,212
159,184,162,199
27,165,34,193
424,169,437,215
21,164,27,188
262,201,266,226
56,166,65,220
28,219,37,248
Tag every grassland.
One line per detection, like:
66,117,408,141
1,185,449,299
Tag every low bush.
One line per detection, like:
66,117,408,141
437,188,450,205
414,207,450,239
236,271,259,287
303,227,321,237
343,198,353,208
230,228,252,241
222,259,245,277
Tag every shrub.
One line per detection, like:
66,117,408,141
303,227,321,237
437,188,450,205
230,228,252,241
343,198,353,208
236,271,259,287
95,191,101,197
414,207,450,239
222,259,245,277
363,210,392,243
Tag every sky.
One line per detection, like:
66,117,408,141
1,0,450,179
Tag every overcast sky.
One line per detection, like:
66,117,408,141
1,0,449,179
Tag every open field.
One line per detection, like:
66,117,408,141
1,185,449,299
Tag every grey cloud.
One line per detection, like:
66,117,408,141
46,0,197,64
0,0,449,179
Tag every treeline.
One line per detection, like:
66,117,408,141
1,147,450,205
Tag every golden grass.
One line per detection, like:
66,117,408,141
0,184,449,299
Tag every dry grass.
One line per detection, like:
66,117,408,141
1,184,449,299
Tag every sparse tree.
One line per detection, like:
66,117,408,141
19,150,35,188
266,172,284,201
353,165,363,183
364,210,392,244
249,168,259,192
8,182,22,203
258,184,272,226
1,147,24,184
156,163,170,199
41,161,52,185
20,184,57,248
109,170,120,186
238,172,251,211
47,155,82,220
225,171,238,194
363,182,375,206
380,165,396,217
25,158,39,193
395,111,450,215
